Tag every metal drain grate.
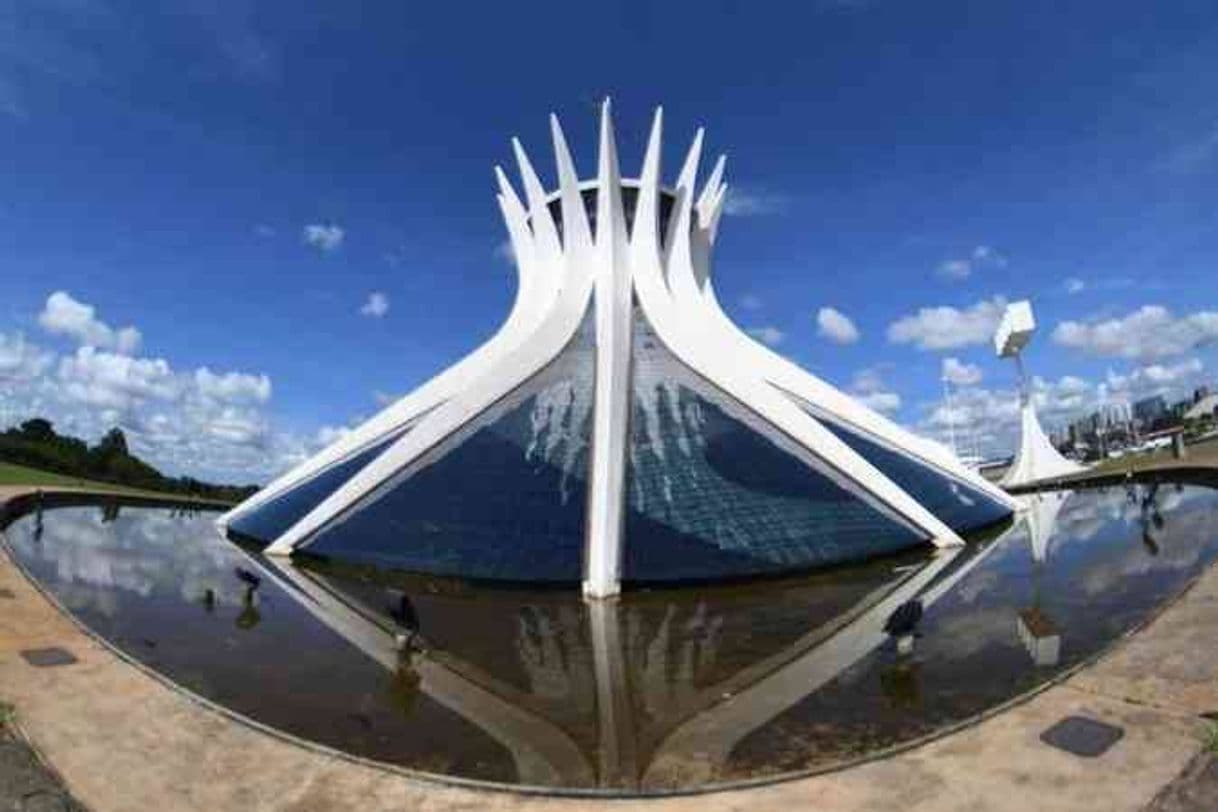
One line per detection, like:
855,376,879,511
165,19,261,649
1040,715,1124,757
20,647,78,668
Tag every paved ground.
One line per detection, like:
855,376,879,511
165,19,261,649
2,484,1218,811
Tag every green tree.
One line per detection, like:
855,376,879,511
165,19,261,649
18,418,55,442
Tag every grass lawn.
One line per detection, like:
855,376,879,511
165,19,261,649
1085,435,1218,477
0,461,235,504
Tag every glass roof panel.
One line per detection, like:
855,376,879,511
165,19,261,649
623,308,926,582
301,315,596,582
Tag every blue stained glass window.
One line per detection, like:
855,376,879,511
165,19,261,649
227,430,407,547
623,310,926,583
300,317,596,582
804,408,1012,534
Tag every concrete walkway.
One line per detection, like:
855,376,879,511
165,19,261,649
1,485,1216,811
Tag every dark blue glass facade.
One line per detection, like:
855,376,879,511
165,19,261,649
807,409,1012,533
301,318,596,582
226,431,407,546
622,311,926,583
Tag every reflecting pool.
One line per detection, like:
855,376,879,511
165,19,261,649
3,481,1217,793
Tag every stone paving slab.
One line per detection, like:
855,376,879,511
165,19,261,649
1070,587,1218,716
0,485,1215,811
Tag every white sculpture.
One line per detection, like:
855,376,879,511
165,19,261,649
996,301,1086,488
218,103,1015,597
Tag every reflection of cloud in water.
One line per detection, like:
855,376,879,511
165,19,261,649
950,567,1003,606
923,604,1019,662
1078,493,1218,598
7,506,246,617
1044,485,1194,547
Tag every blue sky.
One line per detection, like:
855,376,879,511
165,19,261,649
2,0,1217,481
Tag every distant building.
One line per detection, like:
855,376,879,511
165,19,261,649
1133,395,1168,427
1101,401,1132,427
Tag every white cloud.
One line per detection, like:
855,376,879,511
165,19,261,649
314,425,352,447
360,291,390,319
253,223,275,238
1052,305,1218,360
1,298,331,485
935,245,1007,281
494,239,516,266
942,356,983,386
887,296,1007,351
302,223,344,253
816,306,860,344
723,188,787,216
857,390,901,413
850,367,901,413
38,291,142,354
194,367,271,404
373,390,401,407
1105,358,1204,397
936,259,972,280
0,333,53,382
919,376,1084,457
1064,277,1086,294
746,325,785,346
917,358,1210,457
740,294,763,311
57,347,178,410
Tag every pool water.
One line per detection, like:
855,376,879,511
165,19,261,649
3,481,1217,793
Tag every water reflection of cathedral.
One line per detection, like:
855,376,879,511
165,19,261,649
264,528,1018,789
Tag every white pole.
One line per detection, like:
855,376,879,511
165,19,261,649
942,376,959,458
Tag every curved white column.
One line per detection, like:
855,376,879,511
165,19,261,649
221,101,1030,600
584,102,634,599
630,109,965,549
663,152,1016,512
644,519,1016,785
266,125,597,556
217,152,563,531
262,556,595,785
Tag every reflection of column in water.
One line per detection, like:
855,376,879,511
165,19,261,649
516,605,580,703
588,598,639,790
388,647,422,714
1017,492,1065,667
632,601,725,721
387,591,420,651
1016,607,1059,667
1139,483,1165,556
101,501,121,523
33,492,44,541
235,585,261,630
234,567,263,630
879,661,922,709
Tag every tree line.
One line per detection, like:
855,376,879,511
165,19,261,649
1,418,259,503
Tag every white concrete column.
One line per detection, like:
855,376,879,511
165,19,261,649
584,100,634,599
